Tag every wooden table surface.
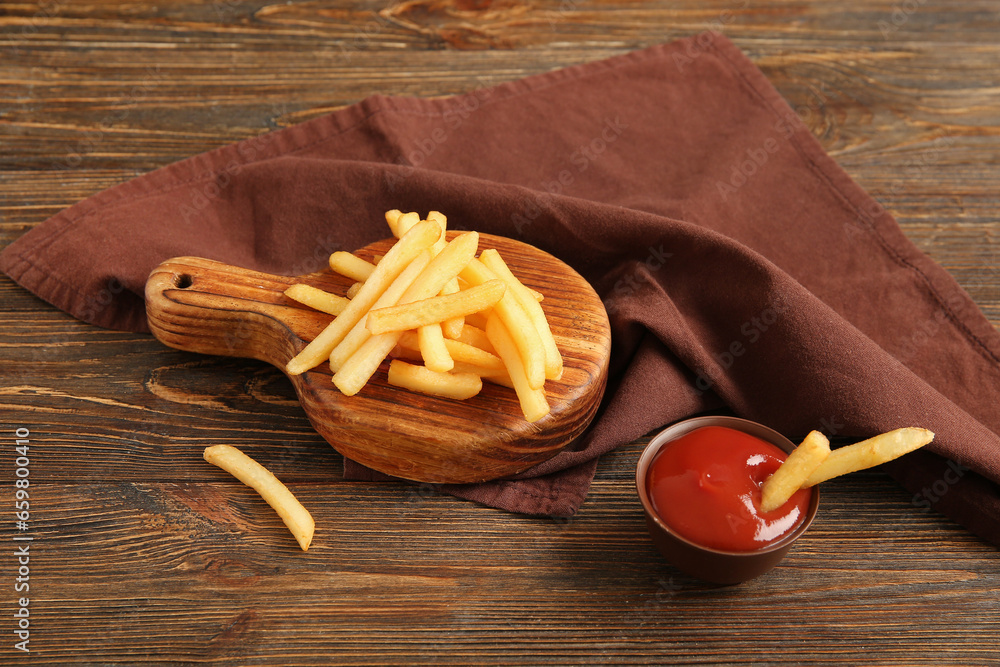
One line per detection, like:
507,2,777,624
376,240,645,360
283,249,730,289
2,1,999,665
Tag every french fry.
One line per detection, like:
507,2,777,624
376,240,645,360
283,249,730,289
464,310,491,331
329,251,376,282
461,258,546,390
418,324,454,372
479,248,563,381
426,210,447,228
486,313,549,422
285,219,440,376
452,361,514,388
398,331,504,372
385,209,403,236
203,445,315,552
453,323,496,354
439,278,466,340
284,284,350,316
802,427,935,488
394,211,421,238
760,431,830,512
288,209,562,423
428,211,448,246
365,279,506,335
332,232,480,396
328,251,431,372
387,359,482,400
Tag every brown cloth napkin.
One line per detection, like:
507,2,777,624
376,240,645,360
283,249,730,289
3,33,999,545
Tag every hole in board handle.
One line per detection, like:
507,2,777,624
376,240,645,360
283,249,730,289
174,274,193,289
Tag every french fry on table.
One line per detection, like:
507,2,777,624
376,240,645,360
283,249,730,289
203,445,315,552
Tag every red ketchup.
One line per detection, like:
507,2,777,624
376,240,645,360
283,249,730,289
645,426,811,552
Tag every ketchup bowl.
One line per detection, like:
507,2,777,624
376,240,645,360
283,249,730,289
636,416,820,585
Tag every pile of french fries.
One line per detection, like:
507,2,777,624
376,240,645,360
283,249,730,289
282,210,563,423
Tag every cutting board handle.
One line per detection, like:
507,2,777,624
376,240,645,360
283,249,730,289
145,256,302,369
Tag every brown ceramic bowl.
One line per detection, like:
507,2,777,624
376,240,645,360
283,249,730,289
636,416,819,585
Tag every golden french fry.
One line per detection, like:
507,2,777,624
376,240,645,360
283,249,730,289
385,209,403,236
485,313,549,422
444,338,503,372
439,278,465,339
760,431,831,512
395,211,421,238
426,210,447,227
285,219,440,376
442,317,465,340
461,258,546,390
289,209,561,423
464,310,491,331
365,280,506,335
399,331,504,372
328,251,431,372
427,210,448,245
387,359,482,400
479,248,563,381
454,324,496,354
451,361,514,388
329,251,376,282
332,232,480,396
418,324,454,372
283,284,350,316
203,445,315,552
802,427,935,488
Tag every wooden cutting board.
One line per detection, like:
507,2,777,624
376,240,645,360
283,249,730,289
145,233,612,484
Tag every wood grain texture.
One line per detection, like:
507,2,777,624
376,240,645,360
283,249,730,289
2,1,999,664
145,233,611,483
